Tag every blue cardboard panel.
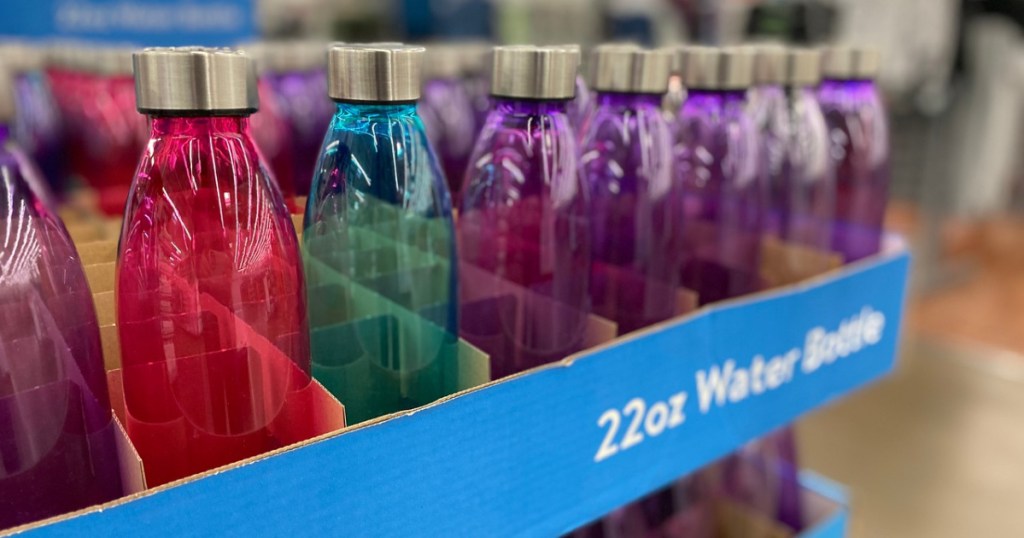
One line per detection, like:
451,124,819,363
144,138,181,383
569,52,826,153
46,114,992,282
17,246,908,537
0,0,255,46
798,472,850,538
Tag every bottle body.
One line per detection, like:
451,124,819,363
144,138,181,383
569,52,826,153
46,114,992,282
579,92,679,333
673,90,763,305
0,131,125,528
419,77,477,199
750,84,790,238
116,116,311,486
459,98,590,378
304,102,458,424
818,79,889,262
780,86,834,257
12,70,64,195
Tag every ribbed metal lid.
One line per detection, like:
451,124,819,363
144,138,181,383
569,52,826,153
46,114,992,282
327,43,423,102
490,45,579,100
821,46,881,80
752,43,786,86
588,43,672,94
0,43,45,74
679,46,753,91
786,48,821,87
133,47,258,114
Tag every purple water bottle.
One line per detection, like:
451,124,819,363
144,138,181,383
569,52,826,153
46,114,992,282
579,44,678,334
256,41,333,204
672,46,762,306
419,44,478,198
750,44,789,238
458,45,590,379
0,68,126,529
818,46,888,262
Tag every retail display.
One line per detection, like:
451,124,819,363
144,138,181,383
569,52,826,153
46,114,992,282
303,44,459,424
0,68,126,528
116,47,313,486
458,44,590,379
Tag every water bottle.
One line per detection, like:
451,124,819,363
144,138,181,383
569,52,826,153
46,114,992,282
304,44,458,423
459,45,590,379
818,46,889,262
579,44,678,334
672,46,762,305
0,69,125,528
117,48,312,486
419,44,478,199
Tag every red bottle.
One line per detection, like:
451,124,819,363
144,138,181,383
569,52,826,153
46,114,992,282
116,48,311,486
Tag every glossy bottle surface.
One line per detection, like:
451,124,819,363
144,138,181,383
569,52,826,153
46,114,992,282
818,79,889,262
420,77,477,199
459,98,590,379
304,102,458,424
116,116,312,486
0,130,125,528
673,90,763,305
579,92,679,334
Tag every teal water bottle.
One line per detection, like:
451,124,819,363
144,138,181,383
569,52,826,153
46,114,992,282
303,44,458,424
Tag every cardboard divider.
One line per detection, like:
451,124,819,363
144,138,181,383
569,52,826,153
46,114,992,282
760,236,844,289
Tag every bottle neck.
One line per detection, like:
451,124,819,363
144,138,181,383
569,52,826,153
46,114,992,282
149,115,252,137
333,101,419,118
491,97,569,115
594,91,663,109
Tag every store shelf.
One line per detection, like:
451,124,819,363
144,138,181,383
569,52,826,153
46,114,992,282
14,239,910,537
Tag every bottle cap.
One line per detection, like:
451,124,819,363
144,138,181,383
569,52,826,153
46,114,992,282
248,40,327,74
588,43,672,94
490,45,580,100
679,46,753,91
0,62,14,123
786,48,821,87
423,44,464,80
0,42,45,74
133,47,258,114
821,46,881,80
752,43,786,86
327,43,423,102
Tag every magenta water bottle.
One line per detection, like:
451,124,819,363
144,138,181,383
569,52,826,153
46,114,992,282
0,71,126,529
117,48,312,486
419,44,478,198
459,45,590,379
579,44,678,334
818,46,889,262
672,46,762,305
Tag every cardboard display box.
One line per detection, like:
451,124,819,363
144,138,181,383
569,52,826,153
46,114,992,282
4,229,908,535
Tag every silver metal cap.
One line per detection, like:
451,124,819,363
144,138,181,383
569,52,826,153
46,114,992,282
327,43,423,102
0,61,14,123
821,46,881,80
248,40,327,74
588,44,672,94
490,45,580,100
0,43,45,74
786,48,821,87
680,46,753,91
423,43,463,80
93,46,134,76
133,47,258,114
752,43,786,86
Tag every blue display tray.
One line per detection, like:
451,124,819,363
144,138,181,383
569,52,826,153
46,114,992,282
12,238,908,536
